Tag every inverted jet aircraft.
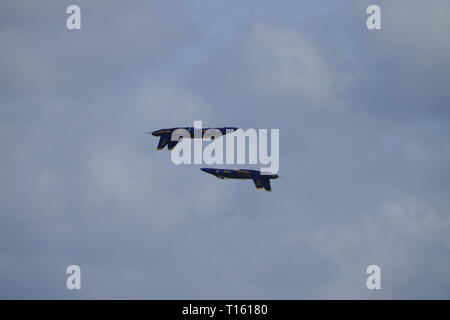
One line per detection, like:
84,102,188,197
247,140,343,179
148,127,238,150
201,168,279,191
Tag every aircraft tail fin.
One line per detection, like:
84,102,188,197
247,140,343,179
157,135,170,150
252,177,272,191
167,140,179,150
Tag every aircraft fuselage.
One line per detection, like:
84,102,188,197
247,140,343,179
201,168,278,191
149,127,238,150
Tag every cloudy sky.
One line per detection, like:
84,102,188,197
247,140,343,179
1,0,450,299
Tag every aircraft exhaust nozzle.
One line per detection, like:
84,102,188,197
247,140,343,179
144,131,160,136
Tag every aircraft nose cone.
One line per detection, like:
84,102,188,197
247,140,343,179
151,130,160,136
201,168,213,174
272,174,279,179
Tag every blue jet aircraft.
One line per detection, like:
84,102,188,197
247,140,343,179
148,126,238,150
201,168,279,191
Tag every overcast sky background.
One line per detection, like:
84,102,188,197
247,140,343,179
1,0,450,299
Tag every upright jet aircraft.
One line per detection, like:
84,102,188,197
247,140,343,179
201,168,279,191
148,126,238,150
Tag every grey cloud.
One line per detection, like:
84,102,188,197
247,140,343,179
1,0,450,299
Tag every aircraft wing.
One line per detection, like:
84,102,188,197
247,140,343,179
252,177,271,191
157,135,170,150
